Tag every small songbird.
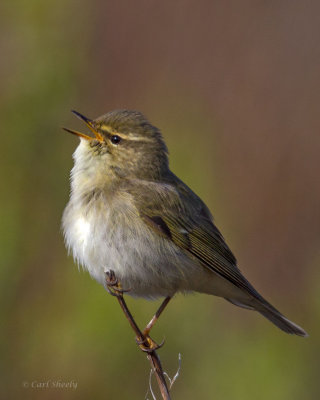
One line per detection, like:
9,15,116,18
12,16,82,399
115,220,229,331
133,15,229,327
62,110,307,337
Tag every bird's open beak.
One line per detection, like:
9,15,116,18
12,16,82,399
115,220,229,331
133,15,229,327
62,110,103,141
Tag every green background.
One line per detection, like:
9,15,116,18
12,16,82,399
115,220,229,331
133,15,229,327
1,1,319,399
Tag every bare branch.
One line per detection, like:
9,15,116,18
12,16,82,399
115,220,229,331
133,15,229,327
105,270,172,400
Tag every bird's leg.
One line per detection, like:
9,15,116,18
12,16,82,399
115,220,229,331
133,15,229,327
136,296,171,352
143,296,172,337
105,270,163,353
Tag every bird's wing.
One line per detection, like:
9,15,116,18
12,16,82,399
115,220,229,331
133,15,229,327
127,178,308,337
131,178,263,301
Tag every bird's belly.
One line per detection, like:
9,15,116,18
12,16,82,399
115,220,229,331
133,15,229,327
63,201,248,301
63,205,198,298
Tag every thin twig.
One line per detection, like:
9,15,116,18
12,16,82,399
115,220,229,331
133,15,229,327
164,353,182,390
106,271,171,400
146,368,156,400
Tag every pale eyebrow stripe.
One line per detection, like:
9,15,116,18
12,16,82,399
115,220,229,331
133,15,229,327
122,135,154,142
99,125,154,142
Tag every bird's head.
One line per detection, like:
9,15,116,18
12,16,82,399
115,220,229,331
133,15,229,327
63,110,169,183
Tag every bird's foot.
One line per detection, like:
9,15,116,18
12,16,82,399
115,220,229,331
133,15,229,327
105,270,130,297
135,335,165,353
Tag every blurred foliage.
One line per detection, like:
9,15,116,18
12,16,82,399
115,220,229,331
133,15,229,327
0,1,319,399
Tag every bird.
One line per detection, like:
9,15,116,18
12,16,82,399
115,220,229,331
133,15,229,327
62,109,307,337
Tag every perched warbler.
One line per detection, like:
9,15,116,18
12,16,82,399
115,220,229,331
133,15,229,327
62,110,307,337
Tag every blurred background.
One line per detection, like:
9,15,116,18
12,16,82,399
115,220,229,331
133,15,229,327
1,0,319,399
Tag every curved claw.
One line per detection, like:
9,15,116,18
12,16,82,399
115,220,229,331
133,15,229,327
135,335,165,353
106,284,131,296
105,285,119,297
114,286,131,294
157,336,166,348
105,270,131,295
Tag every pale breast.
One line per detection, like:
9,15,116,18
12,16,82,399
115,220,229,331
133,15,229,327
62,192,202,298
63,195,126,285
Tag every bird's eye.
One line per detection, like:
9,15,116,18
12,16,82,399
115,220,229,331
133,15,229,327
110,135,122,145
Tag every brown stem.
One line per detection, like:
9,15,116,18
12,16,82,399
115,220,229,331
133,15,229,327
105,271,171,400
147,352,171,400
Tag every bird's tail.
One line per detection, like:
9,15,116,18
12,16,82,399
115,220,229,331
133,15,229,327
257,305,308,337
226,296,308,337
